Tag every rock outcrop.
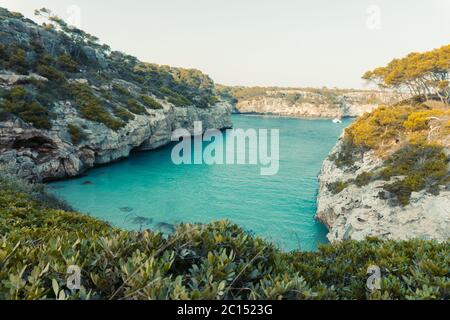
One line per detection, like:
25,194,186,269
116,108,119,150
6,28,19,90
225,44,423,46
0,99,232,181
316,138,450,242
234,89,401,118
0,8,232,181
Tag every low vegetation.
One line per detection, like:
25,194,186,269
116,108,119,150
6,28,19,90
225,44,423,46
0,7,221,134
327,180,349,194
67,124,86,145
69,83,124,130
0,174,448,300
379,144,449,205
0,86,52,130
141,95,164,110
330,102,450,205
126,99,148,115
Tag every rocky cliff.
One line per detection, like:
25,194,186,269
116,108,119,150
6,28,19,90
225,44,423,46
0,8,231,181
222,87,402,118
316,103,450,242
0,99,231,181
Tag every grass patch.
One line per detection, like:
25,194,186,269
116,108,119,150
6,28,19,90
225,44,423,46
114,107,135,122
327,180,349,194
67,124,86,145
69,83,124,130
355,172,374,187
0,86,52,130
379,144,449,205
126,99,147,115
141,95,164,109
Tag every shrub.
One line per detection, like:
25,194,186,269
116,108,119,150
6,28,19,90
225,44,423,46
70,83,124,130
160,87,191,107
114,107,135,121
196,95,219,108
67,124,86,145
403,109,450,131
36,65,66,83
141,95,163,109
379,144,449,205
127,99,147,115
329,140,361,170
355,172,374,187
0,43,7,61
112,84,130,96
345,105,414,150
57,54,78,72
327,180,349,194
1,86,52,129
7,46,28,74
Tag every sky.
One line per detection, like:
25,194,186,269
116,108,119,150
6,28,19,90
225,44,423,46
0,0,449,89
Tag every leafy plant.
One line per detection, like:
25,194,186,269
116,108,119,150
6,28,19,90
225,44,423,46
69,83,124,130
327,180,349,194
141,95,163,109
67,124,86,145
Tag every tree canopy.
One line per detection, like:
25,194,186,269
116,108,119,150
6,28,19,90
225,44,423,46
363,45,450,104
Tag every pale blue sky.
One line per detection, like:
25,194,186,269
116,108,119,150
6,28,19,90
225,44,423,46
1,0,449,88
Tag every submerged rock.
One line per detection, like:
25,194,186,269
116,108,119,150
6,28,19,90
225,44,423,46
131,216,153,226
81,180,94,185
155,222,176,234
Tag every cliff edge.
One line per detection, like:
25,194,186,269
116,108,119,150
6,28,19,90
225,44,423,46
316,102,450,242
0,8,232,181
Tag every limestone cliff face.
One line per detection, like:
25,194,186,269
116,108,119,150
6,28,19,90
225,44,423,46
0,100,232,181
0,8,232,181
234,90,401,118
316,138,450,242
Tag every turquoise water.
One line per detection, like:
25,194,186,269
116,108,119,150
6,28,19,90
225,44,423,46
50,115,351,251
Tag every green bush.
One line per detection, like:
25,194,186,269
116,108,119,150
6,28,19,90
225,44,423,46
126,99,147,115
112,84,130,96
0,176,448,300
114,107,135,121
160,87,191,107
0,43,8,63
141,95,163,109
1,86,52,129
327,180,349,194
379,144,449,205
67,124,86,145
69,83,124,130
196,95,219,108
329,140,360,170
355,172,374,187
57,54,78,72
7,45,28,74
36,65,66,83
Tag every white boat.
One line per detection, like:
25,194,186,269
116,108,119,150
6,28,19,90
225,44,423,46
332,118,342,124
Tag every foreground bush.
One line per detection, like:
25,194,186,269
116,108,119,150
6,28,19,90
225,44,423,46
0,176,448,300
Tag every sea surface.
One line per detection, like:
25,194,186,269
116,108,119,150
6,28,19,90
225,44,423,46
50,115,352,251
